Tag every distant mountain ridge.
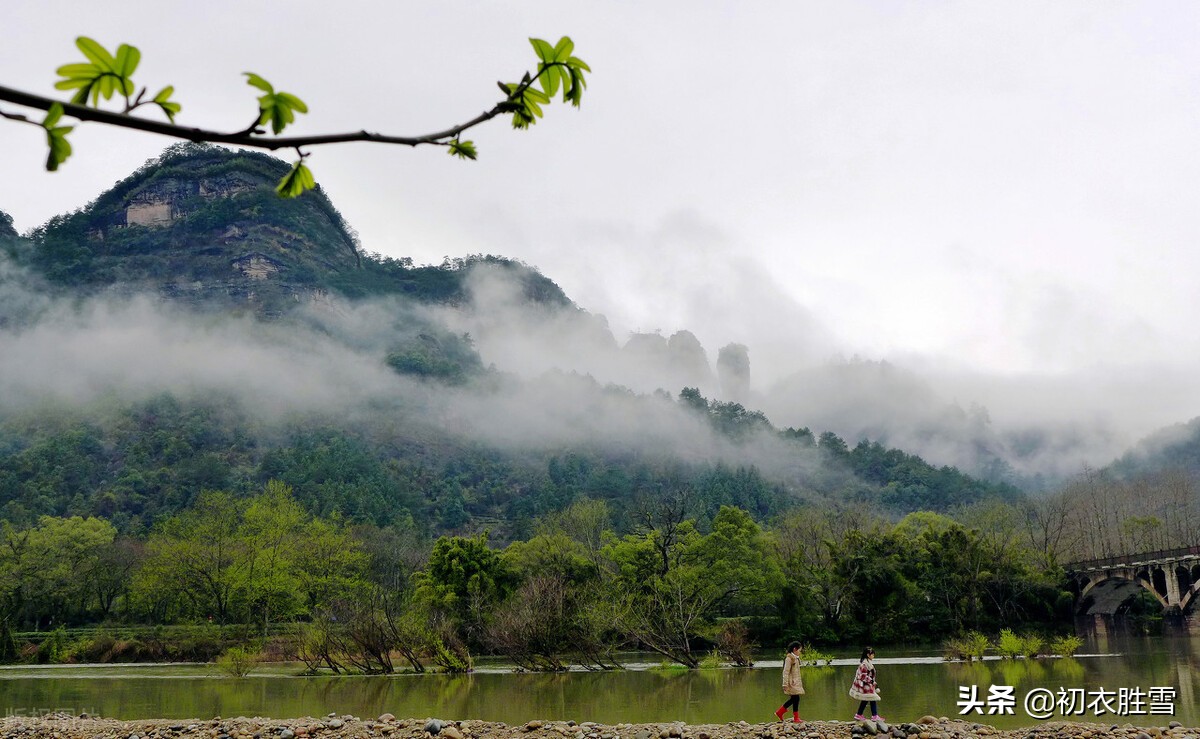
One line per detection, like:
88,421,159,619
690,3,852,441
14,143,570,317
1108,416,1200,480
6,143,1173,532
0,145,1032,532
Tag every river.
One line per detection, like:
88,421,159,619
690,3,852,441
1,634,1196,729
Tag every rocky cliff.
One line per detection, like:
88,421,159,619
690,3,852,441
26,143,360,316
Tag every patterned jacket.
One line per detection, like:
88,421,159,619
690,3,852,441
849,658,880,701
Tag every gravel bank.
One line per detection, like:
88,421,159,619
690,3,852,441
1,714,1195,739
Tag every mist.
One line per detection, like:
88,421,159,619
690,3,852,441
426,231,1200,486
0,253,834,499
3,234,1196,494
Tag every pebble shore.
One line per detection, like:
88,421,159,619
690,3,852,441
1,714,1196,739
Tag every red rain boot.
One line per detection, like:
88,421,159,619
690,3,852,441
774,706,787,722
791,713,803,724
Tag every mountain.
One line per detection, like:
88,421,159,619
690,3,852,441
760,358,1127,489
0,145,1023,537
1107,416,1200,480
18,143,569,317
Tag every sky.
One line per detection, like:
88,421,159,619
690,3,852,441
2,1,1199,452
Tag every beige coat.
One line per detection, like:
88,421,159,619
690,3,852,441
782,651,805,695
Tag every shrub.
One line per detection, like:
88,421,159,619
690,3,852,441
699,650,724,670
0,621,17,664
798,645,833,666
1049,634,1084,657
36,627,71,664
943,631,990,661
216,646,259,678
714,620,756,667
996,629,1023,659
1021,634,1044,659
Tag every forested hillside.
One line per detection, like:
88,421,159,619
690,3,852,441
0,145,1104,663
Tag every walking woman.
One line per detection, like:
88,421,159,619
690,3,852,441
774,641,805,723
849,646,883,721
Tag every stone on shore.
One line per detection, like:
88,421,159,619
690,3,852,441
0,714,1197,739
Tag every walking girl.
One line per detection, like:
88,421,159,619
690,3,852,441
849,646,883,721
774,641,805,723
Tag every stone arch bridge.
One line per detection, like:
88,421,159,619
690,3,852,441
1067,545,1200,629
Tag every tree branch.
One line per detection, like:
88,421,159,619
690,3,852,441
0,83,511,151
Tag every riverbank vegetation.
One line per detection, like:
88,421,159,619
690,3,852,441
0,390,1195,672
0,479,1087,671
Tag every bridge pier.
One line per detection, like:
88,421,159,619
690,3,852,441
1068,545,1200,632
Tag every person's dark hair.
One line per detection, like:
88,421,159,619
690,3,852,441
860,646,875,661
787,641,802,653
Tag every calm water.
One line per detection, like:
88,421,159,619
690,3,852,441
1,636,1196,729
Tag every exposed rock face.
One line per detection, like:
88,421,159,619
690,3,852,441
33,144,361,318
126,197,175,227
666,330,714,390
232,252,284,280
717,343,750,402
123,173,262,230
624,332,669,367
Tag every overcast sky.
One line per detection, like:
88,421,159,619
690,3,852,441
3,2,1199,440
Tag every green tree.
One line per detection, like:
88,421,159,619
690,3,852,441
415,532,513,647
241,480,306,631
603,506,782,667
292,513,368,612
0,515,116,628
27,515,116,625
134,490,248,623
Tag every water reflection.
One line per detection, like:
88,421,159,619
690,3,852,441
0,635,1196,729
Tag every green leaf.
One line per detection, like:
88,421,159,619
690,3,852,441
152,86,180,122
54,77,92,91
277,92,308,114
448,139,478,160
151,86,182,123
69,83,94,105
275,160,316,198
75,37,115,72
44,122,74,172
530,38,555,63
552,37,574,63
43,102,64,129
97,73,116,102
244,72,274,94
114,43,141,79
568,56,591,73
156,101,182,122
56,63,98,80
540,64,560,98
248,77,307,134
566,69,583,106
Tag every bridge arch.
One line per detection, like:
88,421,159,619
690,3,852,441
1076,571,1168,616
1180,564,1200,613
1067,545,1200,621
